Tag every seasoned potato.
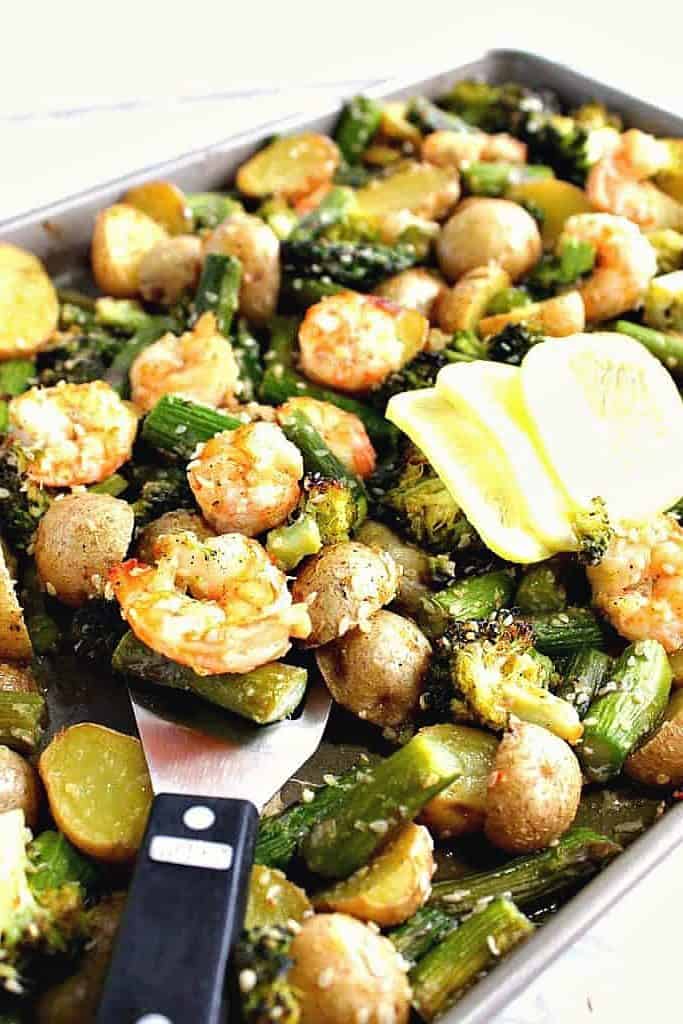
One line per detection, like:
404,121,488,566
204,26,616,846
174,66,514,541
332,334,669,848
0,243,59,359
289,913,411,1024
374,268,446,320
356,161,461,221
625,689,683,786
236,132,340,200
245,864,311,929
437,198,542,282
39,723,152,863
478,290,586,339
137,235,202,304
0,745,40,826
419,723,498,839
356,520,431,617
0,541,32,661
436,263,511,333
35,493,134,607
507,179,594,248
0,661,39,694
380,102,423,147
123,180,193,235
292,542,400,647
136,509,216,564
314,823,434,927
91,203,168,297
316,610,431,728
204,212,280,324
485,721,582,853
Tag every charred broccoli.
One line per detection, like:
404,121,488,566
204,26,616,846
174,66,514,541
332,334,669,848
266,475,357,570
647,230,683,274
128,465,195,528
524,238,596,299
521,112,617,187
0,446,52,551
36,330,123,387
438,79,560,134
70,600,129,664
486,323,542,366
235,924,299,1024
371,332,487,407
573,497,613,566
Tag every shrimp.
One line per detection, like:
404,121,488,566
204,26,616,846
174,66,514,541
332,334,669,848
421,130,527,170
588,514,683,652
129,312,239,413
110,531,311,675
586,129,683,231
8,380,138,487
187,420,303,536
559,213,657,322
298,291,429,394
277,397,376,478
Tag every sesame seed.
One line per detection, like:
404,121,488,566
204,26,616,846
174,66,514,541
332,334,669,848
302,788,315,803
238,968,257,993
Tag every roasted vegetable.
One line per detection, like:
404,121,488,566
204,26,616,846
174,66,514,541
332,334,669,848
0,545,33,663
417,569,515,639
140,395,240,462
0,446,52,552
91,203,167,297
245,865,311,930
418,724,498,838
529,607,605,657
236,133,340,200
0,245,59,360
266,476,358,571
523,237,596,298
355,520,431,618
644,270,683,331
235,923,300,1024
0,747,40,827
0,664,45,754
555,647,612,719
129,464,195,527
204,213,280,324
282,238,419,291
515,562,567,614
615,320,683,376
437,198,542,283
438,79,559,135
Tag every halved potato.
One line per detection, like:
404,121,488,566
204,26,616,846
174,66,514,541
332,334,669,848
356,162,461,221
91,203,168,297
436,264,511,333
419,724,498,838
0,542,32,661
245,864,311,929
0,243,58,359
625,689,683,786
507,179,594,248
313,823,434,927
0,745,40,827
123,180,193,235
478,290,586,339
236,133,340,200
39,723,152,863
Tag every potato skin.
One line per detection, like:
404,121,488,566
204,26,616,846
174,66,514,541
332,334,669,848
92,203,168,297
625,690,683,786
204,212,280,324
316,610,430,728
138,235,202,304
292,542,400,647
289,913,411,1024
135,510,216,564
437,198,542,282
355,520,431,617
374,269,445,321
0,745,40,826
0,541,32,661
35,493,134,607
485,720,582,853
0,661,39,694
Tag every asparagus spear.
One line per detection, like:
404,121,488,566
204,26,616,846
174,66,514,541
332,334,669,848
194,252,242,336
528,607,605,657
417,569,515,637
555,647,611,719
141,394,241,460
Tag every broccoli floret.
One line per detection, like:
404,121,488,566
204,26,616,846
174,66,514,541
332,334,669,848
524,238,596,299
571,102,622,132
266,475,356,570
573,497,612,566
371,332,488,408
487,323,542,366
647,230,683,274
0,446,52,551
128,466,194,528
427,610,580,741
438,79,560,134
70,600,128,664
521,112,619,187
36,331,123,386
0,811,88,995
235,924,299,1024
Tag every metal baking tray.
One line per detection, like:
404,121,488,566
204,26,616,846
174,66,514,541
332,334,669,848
3,49,683,1024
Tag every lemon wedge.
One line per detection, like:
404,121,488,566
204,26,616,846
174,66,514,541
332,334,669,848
387,367,570,563
521,332,683,523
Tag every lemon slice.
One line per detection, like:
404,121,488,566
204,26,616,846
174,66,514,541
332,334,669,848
521,332,683,523
387,378,561,564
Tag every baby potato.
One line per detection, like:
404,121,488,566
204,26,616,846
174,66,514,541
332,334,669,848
288,913,411,1024
92,203,168,297
292,542,400,648
0,745,41,827
122,180,193,235
355,520,431,617
245,864,312,930
485,720,582,854
316,610,431,728
314,823,435,927
374,268,446,321
507,178,594,248
356,162,461,221
204,212,280,324
39,723,152,863
437,198,542,282
236,132,340,200
0,540,32,661
35,493,134,607
625,689,683,786
0,243,59,359
137,235,202,304
136,510,216,564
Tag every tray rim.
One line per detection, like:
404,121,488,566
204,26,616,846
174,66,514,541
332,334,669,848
3,47,683,1024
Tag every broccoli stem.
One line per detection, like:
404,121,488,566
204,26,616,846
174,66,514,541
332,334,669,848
410,898,534,1021
529,607,605,657
0,693,45,754
614,320,683,376
266,515,322,571
335,97,383,164
555,647,612,719
112,632,307,725
417,570,516,638
580,639,672,782
194,252,242,336
0,360,35,398
140,394,241,460
300,731,459,879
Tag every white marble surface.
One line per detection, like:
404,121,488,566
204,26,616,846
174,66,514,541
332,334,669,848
2,2,683,1020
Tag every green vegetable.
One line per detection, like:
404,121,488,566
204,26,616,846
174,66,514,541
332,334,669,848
388,906,459,967
281,239,418,290
410,898,533,1021
194,252,242,336
580,639,672,781
94,297,151,334
335,97,383,163
615,319,683,376
266,515,322,571
486,287,532,315
647,229,683,274
524,238,596,298
186,192,241,230
522,111,603,186
235,924,299,1024
573,497,613,566
0,448,52,551
70,599,128,664
0,361,35,398
19,563,60,656
370,334,489,408
140,394,240,460
461,162,553,198
301,731,459,879
232,317,263,403
406,96,477,135
529,607,605,657
290,188,355,242
515,563,567,614
574,784,666,846
38,329,124,387
112,632,307,725
129,464,195,527
555,647,612,719
27,832,99,896
487,323,542,366
438,80,559,134
266,476,357,570
89,473,129,498
0,692,45,754
417,569,516,638
106,320,172,397
282,276,347,309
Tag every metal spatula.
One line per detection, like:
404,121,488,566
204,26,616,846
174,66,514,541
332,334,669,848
97,678,331,1024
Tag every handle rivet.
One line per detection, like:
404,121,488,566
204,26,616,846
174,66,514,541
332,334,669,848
183,805,216,831
136,1015,173,1024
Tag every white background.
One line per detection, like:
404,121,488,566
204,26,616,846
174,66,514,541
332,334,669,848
2,1,683,1020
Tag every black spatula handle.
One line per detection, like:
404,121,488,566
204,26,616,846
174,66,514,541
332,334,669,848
97,792,258,1024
